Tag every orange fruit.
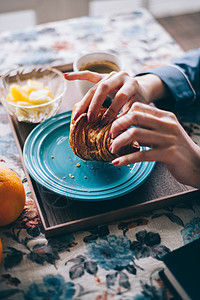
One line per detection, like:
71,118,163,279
0,239,2,264
10,84,29,102
0,167,26,227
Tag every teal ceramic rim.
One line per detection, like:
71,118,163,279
23,111,156,201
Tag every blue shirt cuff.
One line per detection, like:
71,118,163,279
138,65,196,110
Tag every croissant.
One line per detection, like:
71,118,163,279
69,105,140,162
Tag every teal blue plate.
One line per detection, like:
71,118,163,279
23,111,155,201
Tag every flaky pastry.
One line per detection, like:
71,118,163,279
69,105,140,162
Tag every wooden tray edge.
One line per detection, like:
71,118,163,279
44,188,200,237
7,114,48,232
7,109,200,238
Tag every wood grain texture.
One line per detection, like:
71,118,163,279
157,12,200,51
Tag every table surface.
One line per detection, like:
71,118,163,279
0,8,200,300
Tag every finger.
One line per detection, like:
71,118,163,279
72,87,97,120
131,103,179,135
111,107,178,139
101,81,138,125
72,72,120,122
120,96,135,114
110,127,170,153
64,71,104,83
131,102,171,118
110,110,157,139
112,148,165,166
87,72,125,122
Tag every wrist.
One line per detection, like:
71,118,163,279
134,74,168,103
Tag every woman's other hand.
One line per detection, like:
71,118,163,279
110,102,200,188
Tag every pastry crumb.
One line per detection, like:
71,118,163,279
87,191,90,193
62,176,66,179
127,164,131,167
84,176,88,179
51,156,54,159
69,174,75,179
76,163,81,167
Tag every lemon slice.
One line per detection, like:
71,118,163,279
10,84,29,102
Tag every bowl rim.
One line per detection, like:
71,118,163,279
0,65,66,108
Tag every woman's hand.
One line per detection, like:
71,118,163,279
110,102,200,188
64,71,167,124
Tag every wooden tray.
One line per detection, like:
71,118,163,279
8,79,200,238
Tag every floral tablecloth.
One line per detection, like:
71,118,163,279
0,8,200,300
0,8,183,76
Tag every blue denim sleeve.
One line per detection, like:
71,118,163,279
137,48,200,110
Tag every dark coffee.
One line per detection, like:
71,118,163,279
79,60,120,73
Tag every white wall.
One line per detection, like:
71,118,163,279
89,0,143,16
0,10,36,32
0,0,90,25
148,0,200,17
1,0,200,32
89,0,200,17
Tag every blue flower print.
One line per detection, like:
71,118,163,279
11,29,37,42
20,49,56,65
71,19,104,36
122,25,147,40
85,235,134,271
130,230,170,260
181,217,200,244
24,275,75,300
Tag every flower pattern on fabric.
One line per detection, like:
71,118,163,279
130,230,170,259
2,229,76,270
181,217,200,244
85,235,134,271
24,275,76,300
0,9,182,77
11,29,37,42
20,49,56,65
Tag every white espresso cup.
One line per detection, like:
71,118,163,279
73,51,123,95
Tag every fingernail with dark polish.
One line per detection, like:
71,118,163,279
88,112,95,123
112,159,119,165
73,111,79,120
101,115,109,126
